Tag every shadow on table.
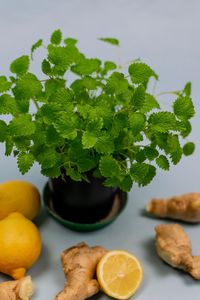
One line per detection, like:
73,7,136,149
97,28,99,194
142,237,173,276
89,291,122,300
29,244,50,278
34,207,49,228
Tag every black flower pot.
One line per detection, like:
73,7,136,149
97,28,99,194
48,173,118,224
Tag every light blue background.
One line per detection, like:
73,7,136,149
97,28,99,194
0,1,200,299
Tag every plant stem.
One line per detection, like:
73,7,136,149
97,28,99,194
32,99,40,110
155,91,180,98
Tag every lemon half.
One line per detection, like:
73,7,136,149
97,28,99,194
97,250,143,299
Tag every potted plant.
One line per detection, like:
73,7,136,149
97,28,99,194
0,29,195,228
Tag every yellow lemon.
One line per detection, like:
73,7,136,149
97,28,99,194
0,180,41,220
97,250,143,299
0,212,42,279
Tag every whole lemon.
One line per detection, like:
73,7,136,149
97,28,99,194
0,212,42,279
0,180,41,220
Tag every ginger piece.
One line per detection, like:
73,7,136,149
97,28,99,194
146,193,200,222
155,223,200,279
55,242,107,300
0,276,33,300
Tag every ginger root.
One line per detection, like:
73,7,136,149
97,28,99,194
155,223,200,279
146,193,200,222
0,276,33,300
55,242,107,300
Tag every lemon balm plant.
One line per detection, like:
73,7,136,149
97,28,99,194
0,29,195,224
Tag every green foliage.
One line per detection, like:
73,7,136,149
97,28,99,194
10,56,30,76
156,155,170,170
0,76,12,93
99,37,120,46
148,112,179,132
13,73,42,100
183,142,195,156
50,29,62,45
0,30,196,192
31,39,43,59
17,152,35,174
173,95,195,120
71,59,101,75
0,94,18,115
0,120,7,142
128,62,158,85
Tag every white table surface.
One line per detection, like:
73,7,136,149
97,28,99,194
0,0,200,299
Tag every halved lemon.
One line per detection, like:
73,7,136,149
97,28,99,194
97,250,143,299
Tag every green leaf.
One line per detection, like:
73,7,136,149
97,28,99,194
156,155,169,170
47,45,71,72
16,98,30,113
140,164,156,186
13,73,42,100
183,142,195,156
104,177,120,188
0,120,7,141
180,120,192,138
53,115,77,140
5,137,13,156
111,114,128,136
128,62,158,84
107,72,129,95
64,38,78,46
135,149,146,163
173,96,195,120
130,162,149,182
42,59,52,75
166,134,182,164
17,152,35,174
9,114,35,136
45,126,63,146
41,165,61,178
86,118,103,133
44,78,65,97
31,39,43,59
144,146,159,160
95,134,114,153
128,112,146,135
82,131,98,149
81,77,99,90
118,175,133,192
165,134,179,152
10,55,30,76
131,85,145,111
50,29,62,45
183,82,191,96
149,112,178,132
65,44,84,64
50,88,74,105
37,147,61,169
102,61,117,75
66,167,82,181
0,94,18,115
39,103,60,124
77,157,97,173
0,76,12,93
13,136,30,151
170,148,182,164
99,37,120,46
99,155,120,178
140,94,160,113
71,58,101,75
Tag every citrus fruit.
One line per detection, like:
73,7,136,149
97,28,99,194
0,212,42,279
97,250,143,299
0,180,41,220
